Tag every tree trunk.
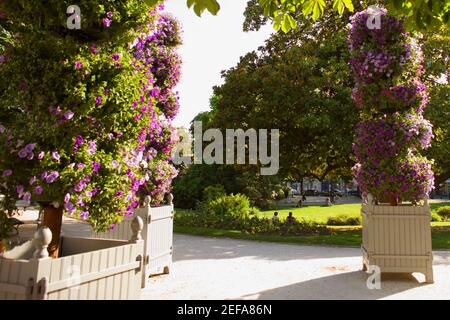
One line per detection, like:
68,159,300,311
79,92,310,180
42,205,63,258
389,194,399,206
0,240,5,253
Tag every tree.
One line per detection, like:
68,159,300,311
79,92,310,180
187,0,450,32
210,12,358,183
422,30,450,187
0,1,180,256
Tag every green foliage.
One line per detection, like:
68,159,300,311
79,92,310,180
0,211,13,240
188,0,450,32
326,214,361,226
436,206,450,220
197,193,254,219
431,211,442,222
202,184,226,201
211,17,357,183
422,30,450,186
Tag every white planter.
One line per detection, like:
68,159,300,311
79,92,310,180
92,195,174,288
0,217,145,300
361,201,434,283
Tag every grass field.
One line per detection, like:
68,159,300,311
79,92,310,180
258,202,450,227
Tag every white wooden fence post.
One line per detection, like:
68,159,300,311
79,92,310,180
130,216,144,243
33,227,52,259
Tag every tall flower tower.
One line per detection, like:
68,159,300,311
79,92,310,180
348,7,435,283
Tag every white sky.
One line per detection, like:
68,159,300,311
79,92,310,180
164,0,273,128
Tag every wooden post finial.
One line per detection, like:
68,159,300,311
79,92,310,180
33,227,52,259
143,195,151,208
131,216,144,242
167,193,174,206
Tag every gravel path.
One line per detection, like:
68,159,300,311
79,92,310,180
141,234,450,300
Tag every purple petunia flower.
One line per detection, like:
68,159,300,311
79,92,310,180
38,151,45,160
45,171,60,183
73,135,84,152
80,211,89,220
64,193,71,204
24,143,36,153
88,141,97,155
77,163,86,170
95,96,102,105
65,202,76,215
18,148,28,158
29,176,37,185
2,169,12,177
23,192,31,203
0,124,5,134
16,185,24,195
75,61,83,69
52,151,60,161
92,161,101,174
112,53,120,61
90,44,98,55
64,110,74,120
34,186,43,195
103,18,111,28
74,180,87,192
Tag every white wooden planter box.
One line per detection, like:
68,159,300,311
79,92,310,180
361,201,434,283
0,217,145,300
92,195,174,287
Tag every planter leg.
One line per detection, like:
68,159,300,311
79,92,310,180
362,259,367,272
163,266,170,274
425,266,434,284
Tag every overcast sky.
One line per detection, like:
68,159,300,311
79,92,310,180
164,0,273,128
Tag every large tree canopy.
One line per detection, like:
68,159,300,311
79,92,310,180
191,10,449,188
210,12,358,182
187,0,450,32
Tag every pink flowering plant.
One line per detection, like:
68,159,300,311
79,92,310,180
0,1,180,231
349,9,434,204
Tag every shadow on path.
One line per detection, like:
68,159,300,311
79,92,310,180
173,234,361,262
237,271,429,300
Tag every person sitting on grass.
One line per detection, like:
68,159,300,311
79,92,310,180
286,212,296,224
271,212,279,223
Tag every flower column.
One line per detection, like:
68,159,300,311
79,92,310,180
349,9,434,205
349,9,435,283
0,1,180,257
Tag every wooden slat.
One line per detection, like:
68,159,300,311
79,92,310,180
87,251,98,300
47,260,140,293
0,282,28,295
104,247,116,300
78,251,91,299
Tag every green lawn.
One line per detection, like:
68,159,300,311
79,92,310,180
174,226,450,250
258,202,450,227
259,203,362,224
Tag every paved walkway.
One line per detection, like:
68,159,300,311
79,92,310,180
141,234,450,300
8,210,450,300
